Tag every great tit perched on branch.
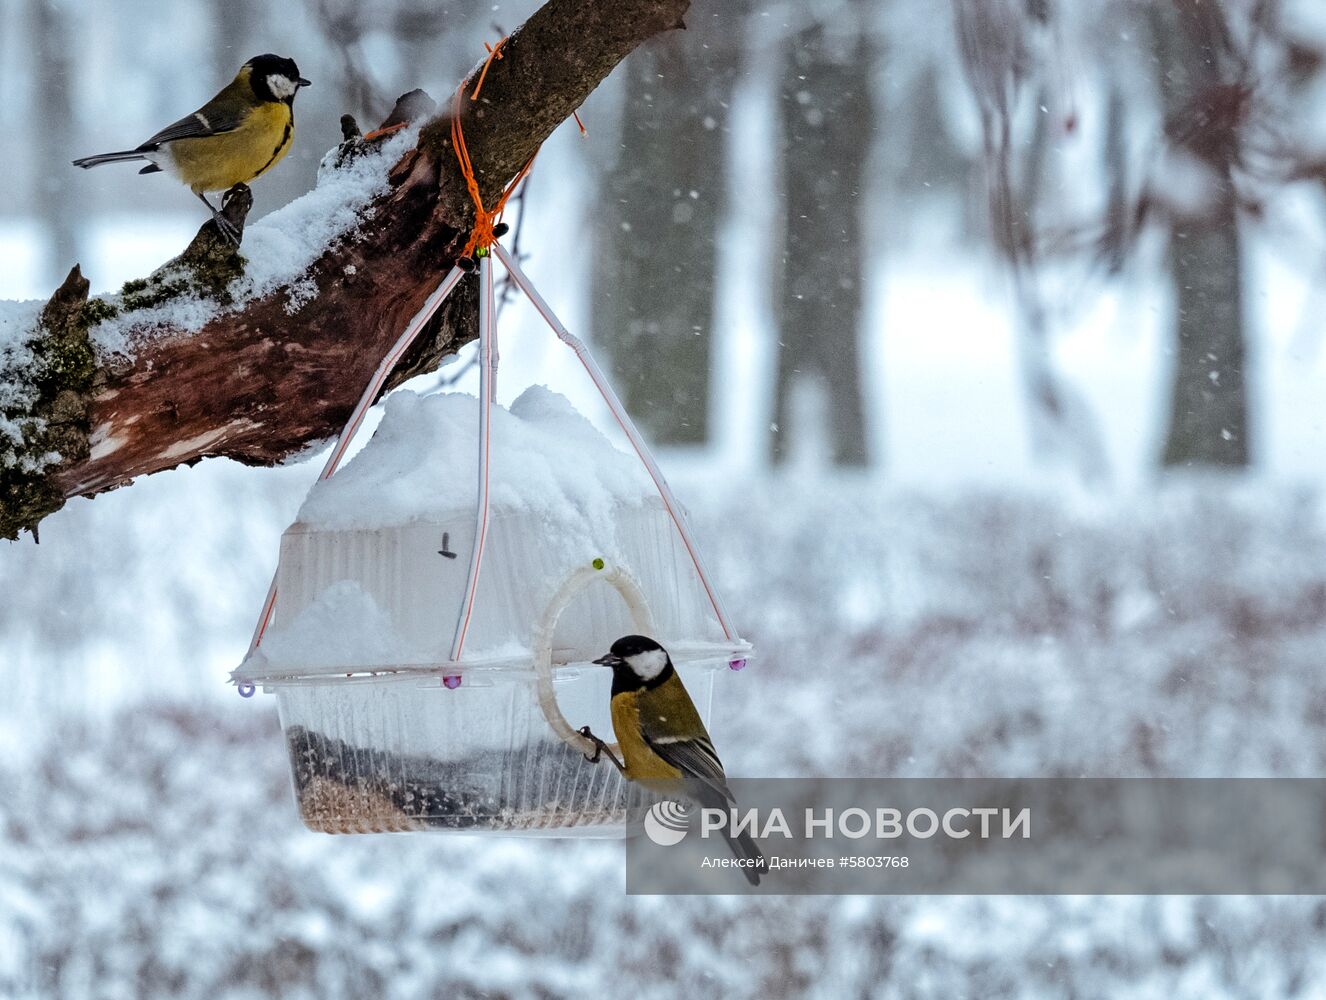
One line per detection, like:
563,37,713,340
72,54,310,244
587,635,767,886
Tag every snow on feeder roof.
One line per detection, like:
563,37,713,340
297,387,652,530
233,248,749,836
240,386,737,675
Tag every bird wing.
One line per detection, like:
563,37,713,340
644,734,735,804
637,685,735,804
138,105,246,150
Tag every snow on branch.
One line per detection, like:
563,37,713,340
0,0,689,540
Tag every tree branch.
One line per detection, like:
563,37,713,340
0,0,688,540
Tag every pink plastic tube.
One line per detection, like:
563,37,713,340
448,254,497,661
492,243,739,643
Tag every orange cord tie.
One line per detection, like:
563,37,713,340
362,122,408,142
471,40,505,100
453,38,535,259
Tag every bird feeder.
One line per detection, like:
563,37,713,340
233,247,750,836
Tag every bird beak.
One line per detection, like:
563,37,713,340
593,654,621,667
297,77,312,88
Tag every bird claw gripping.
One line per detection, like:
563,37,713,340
579,726,625,772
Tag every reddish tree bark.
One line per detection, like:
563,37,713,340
1,0,689,539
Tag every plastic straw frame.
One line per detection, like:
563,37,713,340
244,244,743,728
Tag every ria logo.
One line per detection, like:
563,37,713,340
644,800,690,846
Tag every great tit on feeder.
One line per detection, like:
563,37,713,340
72,54,310,244
588,635,766,886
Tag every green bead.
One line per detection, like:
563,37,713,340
592,558,605,570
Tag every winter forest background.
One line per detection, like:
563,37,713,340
4,0,1326,996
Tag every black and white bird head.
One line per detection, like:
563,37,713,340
594,634,672,684
246,54,311,103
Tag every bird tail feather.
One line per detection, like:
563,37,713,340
695,784,767,887
722,825,767,887
71,150,148,169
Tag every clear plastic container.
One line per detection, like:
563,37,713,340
234,392,751,837
271,661,723,836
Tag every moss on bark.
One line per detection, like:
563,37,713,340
0,266,95,540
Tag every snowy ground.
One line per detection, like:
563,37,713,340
3,468,1326,998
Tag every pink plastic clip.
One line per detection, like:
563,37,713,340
443,674,462,690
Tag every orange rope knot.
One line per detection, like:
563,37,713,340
452,37,534,259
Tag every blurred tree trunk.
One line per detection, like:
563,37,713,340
215,0,255,75
1101,82,1130,273
900,64,968,193
591,10,740,445
1152,0,1249,468
33,0,80,285
771,16,872,466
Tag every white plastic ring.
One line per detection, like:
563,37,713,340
532,563,655,755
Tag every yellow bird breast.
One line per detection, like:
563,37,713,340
167,103,294,194
610,694,683,785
